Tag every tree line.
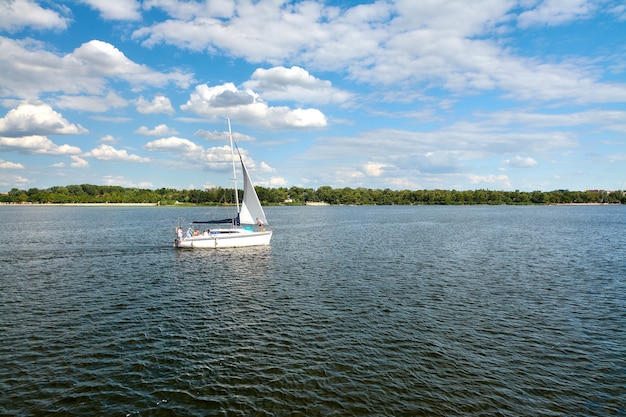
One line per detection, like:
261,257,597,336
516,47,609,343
1,184,624,205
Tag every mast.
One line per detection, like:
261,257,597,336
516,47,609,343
227,117,240,216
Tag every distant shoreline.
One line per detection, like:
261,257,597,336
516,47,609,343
0,202,159,206
1,202,620,207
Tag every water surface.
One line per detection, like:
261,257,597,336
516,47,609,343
1,205,624,415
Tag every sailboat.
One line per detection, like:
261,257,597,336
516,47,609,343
174,119,272,249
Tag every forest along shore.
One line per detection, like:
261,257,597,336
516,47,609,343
0,202,158,206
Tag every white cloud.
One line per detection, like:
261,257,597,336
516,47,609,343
467,174,512,188
0,102,87,137
293,115,580,190
0,37,194,98
0,174,30,188
136,124,178,136
84,144,150,162
0,159,25,169
131,1,626,106
99,135,119,143
266,176,287,187
132,1,320,58
143,136,267,173
181,83,327,128
143,136,204,153
70,155,89,167
307,125,575,170
135,95,175,115
259,161,275,173
0,135,82,155
363,162,389,177
101,175,153,188
505,155,539,168
517,0,594,28
161,139,231,169
201,145,239,168
142,0,234,20
244,66,352,105
2,0,623,192
80,0,141,21
132,1,374,62
71,40,191,87
0,0,70,32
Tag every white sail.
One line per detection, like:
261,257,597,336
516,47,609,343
239,161,267,225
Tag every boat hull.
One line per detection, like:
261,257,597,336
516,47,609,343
175,230,272,249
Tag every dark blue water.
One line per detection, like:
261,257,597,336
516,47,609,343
1,205,624,416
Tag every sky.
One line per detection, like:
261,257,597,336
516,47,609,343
1,0,625,192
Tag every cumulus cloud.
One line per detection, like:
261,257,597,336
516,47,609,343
99,135,119,143
363,162,389,177
296,117,576,190
0,174,29,188
307,125,574,171
135,95,175,115
244,66,352,105
517,0,594,28
259,161,275,173
101,175,153,188
467,174,512,188
145,136,233,169
0,135,81,155
0,0,70,32
131,1,626,105
0,159,25,169
0,37,194,97
143,136,204,153
144,136,269,173
505,155,539,168
70,155,89,167
4,0,622,192
84,144,150,162
71,40,191,87
141,0,234,21
79,0,141,21
264,176,287,187
136,124,178,136
0,102,87,137
181,83,327,128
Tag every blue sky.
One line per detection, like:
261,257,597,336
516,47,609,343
1,0,625,192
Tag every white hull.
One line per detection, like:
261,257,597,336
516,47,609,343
175,229,272,249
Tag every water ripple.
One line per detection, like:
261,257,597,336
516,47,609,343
0,205,624,415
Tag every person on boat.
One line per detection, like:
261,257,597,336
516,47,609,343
256,217,265,231
176,227,184,240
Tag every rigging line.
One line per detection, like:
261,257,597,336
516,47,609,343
226,117,240,214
